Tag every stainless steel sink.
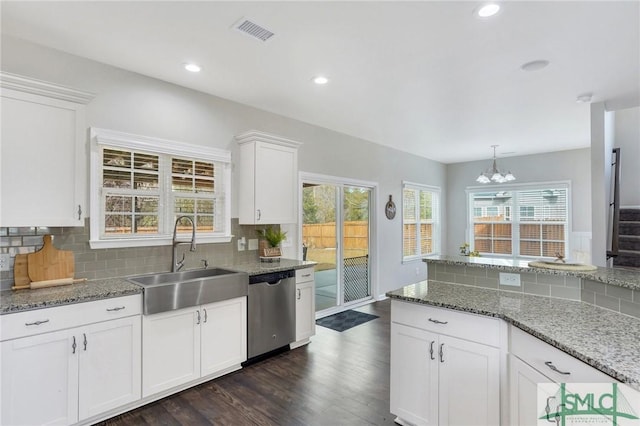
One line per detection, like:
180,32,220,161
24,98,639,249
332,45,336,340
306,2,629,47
129,268,249,315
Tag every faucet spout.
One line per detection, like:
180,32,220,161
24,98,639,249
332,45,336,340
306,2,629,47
172,216,197,272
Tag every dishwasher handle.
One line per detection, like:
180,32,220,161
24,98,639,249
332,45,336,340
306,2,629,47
249,269,295,285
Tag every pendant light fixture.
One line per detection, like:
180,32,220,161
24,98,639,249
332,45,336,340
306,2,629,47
476,145,516,184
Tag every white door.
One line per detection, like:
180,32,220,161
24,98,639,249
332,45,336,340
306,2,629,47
295,281,315,341
200,298,247,377
142,307,200,397
1,330,79,426
509,355,555,426
78,316,142,420
390,323,439,426
438,335,500,426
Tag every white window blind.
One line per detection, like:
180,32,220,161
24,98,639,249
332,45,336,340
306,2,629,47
469,185,569,259
403,183,440,260
90,128,231,248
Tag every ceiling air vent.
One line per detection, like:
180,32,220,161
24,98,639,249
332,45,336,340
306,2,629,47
233,18,275,42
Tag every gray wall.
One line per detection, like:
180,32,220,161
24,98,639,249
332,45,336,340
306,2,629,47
1,35,446,295
446,148,592,260
614,106,640,207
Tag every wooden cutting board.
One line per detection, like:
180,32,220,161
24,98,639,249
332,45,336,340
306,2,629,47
27,235,75,282
12,253,31,290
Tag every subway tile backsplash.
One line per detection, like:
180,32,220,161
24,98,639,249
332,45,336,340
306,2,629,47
0,219,272,290
427,263,640,319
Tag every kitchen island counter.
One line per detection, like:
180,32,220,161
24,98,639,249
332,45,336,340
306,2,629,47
387,280,640,390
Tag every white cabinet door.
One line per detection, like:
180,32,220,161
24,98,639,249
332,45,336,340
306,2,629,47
1,329,79,426
295,281,315,342
78,316,142,421
142,307,200,397
438,335,500,426
236,132,301,225
200,297,247,377
509,354,554,426
390,322,439,426
0,76,92,227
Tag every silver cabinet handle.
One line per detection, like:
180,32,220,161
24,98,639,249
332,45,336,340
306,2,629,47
302,273,311,278
106,306,125,312
545,361,571,375
439,343,445,363
83,333,87,351
78,204,82,221
257,209,261,221
428,318,448,325
297,288,301,300
429,341,435,360
25,319,49,326
196,310,201,325
203,309,208,323
72,336,77,354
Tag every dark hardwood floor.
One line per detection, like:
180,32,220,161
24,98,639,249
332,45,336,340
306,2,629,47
99,299,396,426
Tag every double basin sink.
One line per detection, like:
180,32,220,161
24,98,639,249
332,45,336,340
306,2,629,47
129,268,249,315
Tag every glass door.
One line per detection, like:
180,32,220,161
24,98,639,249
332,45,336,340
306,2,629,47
302,180,372,315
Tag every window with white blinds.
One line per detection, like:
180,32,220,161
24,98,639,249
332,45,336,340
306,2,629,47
468,184,569,259
89,128,231,248
403,183,440,261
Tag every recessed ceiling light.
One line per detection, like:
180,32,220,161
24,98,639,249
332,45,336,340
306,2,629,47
576,93,593,103
312,76,329,85
184,63,201,73
520,60,550,72
477,3,501,18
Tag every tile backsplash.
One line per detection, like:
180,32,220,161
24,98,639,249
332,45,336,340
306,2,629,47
0,219,274,290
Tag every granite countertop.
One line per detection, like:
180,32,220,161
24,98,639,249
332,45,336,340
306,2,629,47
387,280,640,390
0,258,317,315
424,255,640,290
225,258,317,276
0,278,142,315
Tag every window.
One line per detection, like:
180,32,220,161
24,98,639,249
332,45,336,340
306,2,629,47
468,184,569,258
403,182,440,260
90,128,231,248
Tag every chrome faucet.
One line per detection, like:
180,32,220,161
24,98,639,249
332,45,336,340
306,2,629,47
172,216,196,272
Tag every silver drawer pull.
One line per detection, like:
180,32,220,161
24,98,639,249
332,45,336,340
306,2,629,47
302,273,311,278
428,318,448,325
25,319,49,326
106,306,125,312
545,361,571,375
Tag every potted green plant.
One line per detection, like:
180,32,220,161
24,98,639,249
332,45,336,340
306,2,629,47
256,226,287,258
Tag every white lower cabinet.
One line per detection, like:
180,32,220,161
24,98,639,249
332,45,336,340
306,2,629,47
390,300,500,426
293,267,316,347
509,354,554,426
1,314,141,426
142,297,247,397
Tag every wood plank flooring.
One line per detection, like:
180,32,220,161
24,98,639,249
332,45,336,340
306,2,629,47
99,300,396,426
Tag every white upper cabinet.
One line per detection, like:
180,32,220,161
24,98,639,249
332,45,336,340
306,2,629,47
0,72,94,227
236,131,301,225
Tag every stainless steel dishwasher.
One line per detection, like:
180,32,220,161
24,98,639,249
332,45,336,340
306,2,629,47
247,269,296,360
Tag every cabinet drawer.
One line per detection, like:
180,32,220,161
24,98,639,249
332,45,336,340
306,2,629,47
391,300,500,347
1,294,142,341
295,267,315,284
510,326,615,383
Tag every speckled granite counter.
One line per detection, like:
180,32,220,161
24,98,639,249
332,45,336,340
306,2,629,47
424,255,640,290
225,258,317,276
387,280,640,390
0,278,142,314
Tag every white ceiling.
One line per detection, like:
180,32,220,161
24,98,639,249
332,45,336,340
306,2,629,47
2,1,638,164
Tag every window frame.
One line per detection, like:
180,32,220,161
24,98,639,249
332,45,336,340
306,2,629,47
466,181,571,259
402,181,441,262
89,128,232,249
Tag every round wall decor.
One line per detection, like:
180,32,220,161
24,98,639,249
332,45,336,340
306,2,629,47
385,195,396,219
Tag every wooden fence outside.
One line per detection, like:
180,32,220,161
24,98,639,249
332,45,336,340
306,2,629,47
303,221,368,249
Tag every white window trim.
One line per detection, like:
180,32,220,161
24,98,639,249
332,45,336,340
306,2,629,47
89,128,232,249
465,180,571,259
402,181,441,262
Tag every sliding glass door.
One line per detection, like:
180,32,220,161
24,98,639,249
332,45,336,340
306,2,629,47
301,178,372,315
